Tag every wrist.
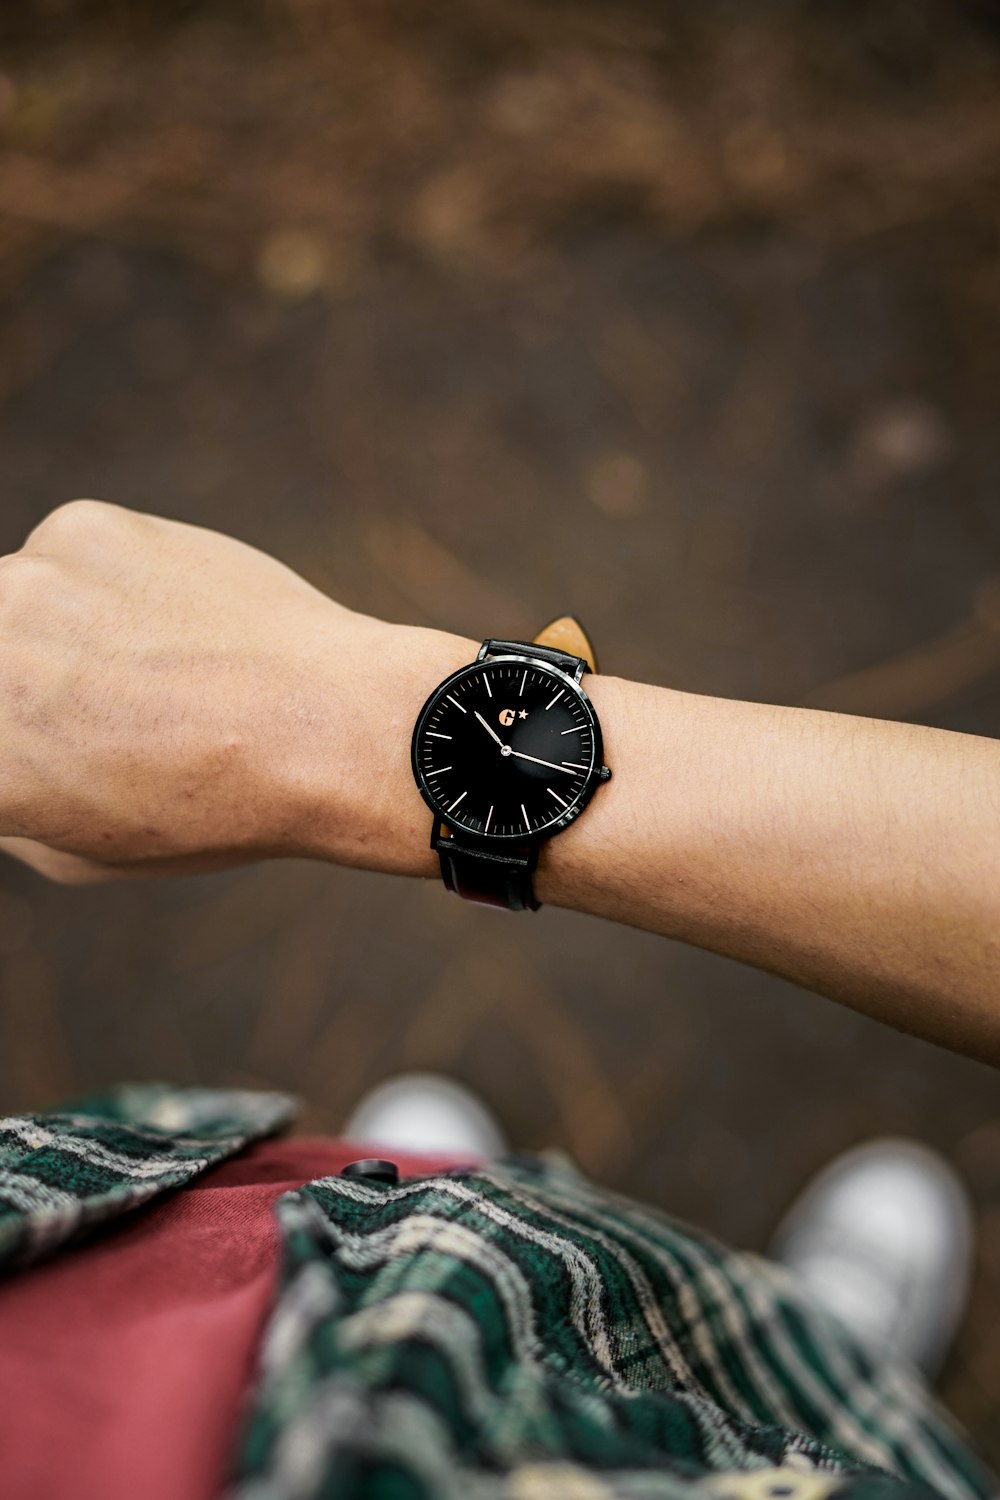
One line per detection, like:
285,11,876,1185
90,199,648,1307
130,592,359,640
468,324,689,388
392,630,620,906
532,670,629,911
293,619,625,901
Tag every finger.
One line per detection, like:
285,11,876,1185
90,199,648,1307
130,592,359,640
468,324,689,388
0,835,255,884
0,836,121,884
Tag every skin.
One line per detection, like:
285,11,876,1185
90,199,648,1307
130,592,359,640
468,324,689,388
3,500,1000,1065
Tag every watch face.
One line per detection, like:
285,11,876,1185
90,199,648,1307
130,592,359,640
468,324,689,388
411,655,604,841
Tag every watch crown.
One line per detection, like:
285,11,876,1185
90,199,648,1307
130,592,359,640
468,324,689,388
598,765,612,782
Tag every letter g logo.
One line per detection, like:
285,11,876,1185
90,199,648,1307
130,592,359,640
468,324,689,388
499,708,516,727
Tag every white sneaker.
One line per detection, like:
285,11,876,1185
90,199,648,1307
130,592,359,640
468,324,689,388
343,1072,507,1160
769,1138,974,1378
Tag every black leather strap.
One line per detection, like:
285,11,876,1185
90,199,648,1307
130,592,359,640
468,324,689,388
433,825,540,912
480,639,588,681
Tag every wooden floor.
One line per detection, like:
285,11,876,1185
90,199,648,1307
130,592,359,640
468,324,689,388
2,0,1000,1464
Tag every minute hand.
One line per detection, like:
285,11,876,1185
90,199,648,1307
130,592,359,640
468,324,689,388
510,750,577,775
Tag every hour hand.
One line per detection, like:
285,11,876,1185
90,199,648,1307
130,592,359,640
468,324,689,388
474,710,506,749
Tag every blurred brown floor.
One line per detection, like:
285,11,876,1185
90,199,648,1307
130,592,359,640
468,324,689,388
3,0,1000,1467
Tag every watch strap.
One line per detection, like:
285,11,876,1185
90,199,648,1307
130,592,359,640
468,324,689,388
530,614,599,674
433,616,597,913
480,623,594,683
433,824,540,912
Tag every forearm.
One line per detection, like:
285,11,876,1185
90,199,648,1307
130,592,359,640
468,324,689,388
552,676,1000,1063
341,623,1000,1065
6,498,997,1065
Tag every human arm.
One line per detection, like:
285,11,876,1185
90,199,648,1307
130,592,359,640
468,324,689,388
341,635,1000,1067
541,677,1000,1066
2,501,999,1065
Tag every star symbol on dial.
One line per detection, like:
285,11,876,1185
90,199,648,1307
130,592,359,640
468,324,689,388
518,709,528,719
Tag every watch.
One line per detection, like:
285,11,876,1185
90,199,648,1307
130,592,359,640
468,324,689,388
411,615,612,912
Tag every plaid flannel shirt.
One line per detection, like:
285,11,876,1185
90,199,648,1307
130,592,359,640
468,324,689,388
0,1085,994,1500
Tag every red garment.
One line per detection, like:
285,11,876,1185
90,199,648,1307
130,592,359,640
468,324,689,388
0,1137,467,1500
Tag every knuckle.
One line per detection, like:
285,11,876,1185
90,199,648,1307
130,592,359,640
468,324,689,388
49,497,116,532
27,497,123,548
0,551,62,605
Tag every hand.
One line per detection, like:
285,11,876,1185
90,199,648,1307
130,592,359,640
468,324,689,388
0,500,472,883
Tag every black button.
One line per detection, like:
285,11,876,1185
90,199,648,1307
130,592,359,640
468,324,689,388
340,1158,399,1185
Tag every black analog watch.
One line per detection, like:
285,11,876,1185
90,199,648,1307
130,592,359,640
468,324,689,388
411,615,612,911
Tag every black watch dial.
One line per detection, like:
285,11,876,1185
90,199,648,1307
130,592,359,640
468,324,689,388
411,655,606,841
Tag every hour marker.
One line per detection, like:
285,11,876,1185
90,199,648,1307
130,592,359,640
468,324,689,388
447,790,467,812
545,690,564,710
428,732,452,740
520,803,531,832
446,694,466,714
484,805,493,834
519,671,527,696
562,762,586,771
433,766,453,775
548,788,568,808
560,726,579,735
483,676,492,698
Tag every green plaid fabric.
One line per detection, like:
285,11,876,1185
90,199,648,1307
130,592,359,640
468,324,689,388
0,1083,294,1269
0,1087,994,1500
